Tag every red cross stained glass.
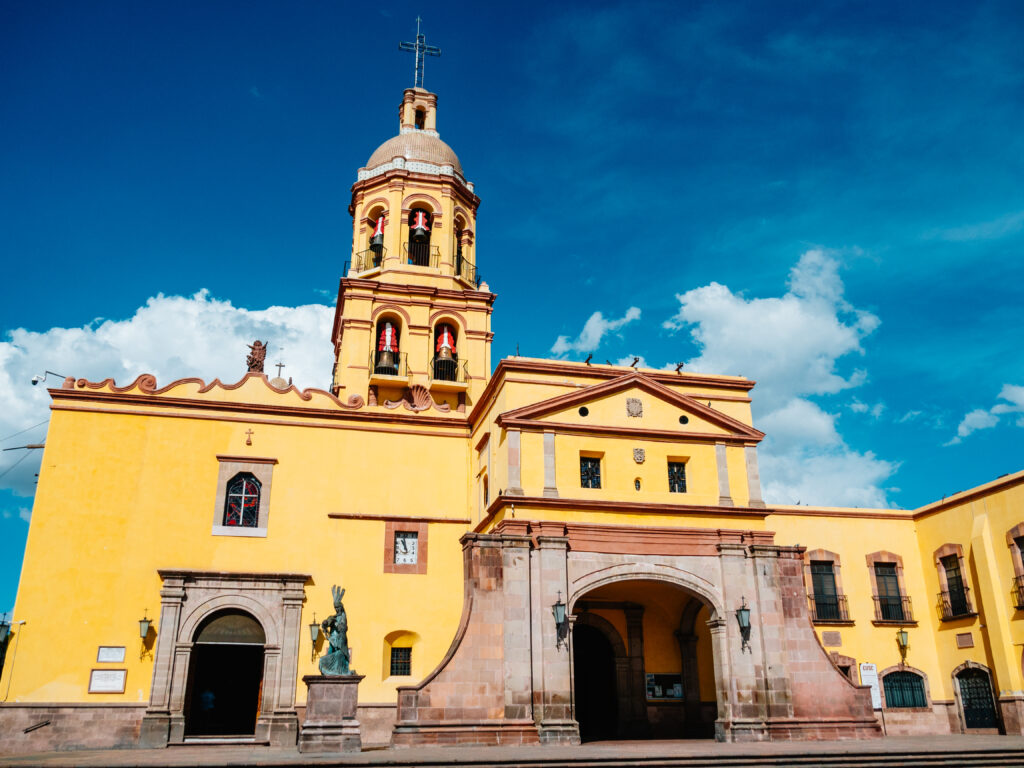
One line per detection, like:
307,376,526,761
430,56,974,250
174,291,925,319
224,474,261,527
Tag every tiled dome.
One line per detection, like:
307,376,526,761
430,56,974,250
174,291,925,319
365,132,463,175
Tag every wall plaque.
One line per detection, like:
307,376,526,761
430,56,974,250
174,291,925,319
821,631,842,647
89,669,127,694
96,646,126,663
956,632,974,648
859,663,882,709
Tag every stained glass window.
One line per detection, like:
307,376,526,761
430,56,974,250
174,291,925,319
390,646,412,676
668,462,687,493
580,456,601,489
224,473,261,528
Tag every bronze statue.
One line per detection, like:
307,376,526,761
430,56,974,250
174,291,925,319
319,585,353,675
246,340,268,373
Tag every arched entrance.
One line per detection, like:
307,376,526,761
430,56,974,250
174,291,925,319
572,622,619,742
571,578,718,741
184,609,266,737
956,665,1000,730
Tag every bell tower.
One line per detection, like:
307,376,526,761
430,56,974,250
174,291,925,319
329,52,493,412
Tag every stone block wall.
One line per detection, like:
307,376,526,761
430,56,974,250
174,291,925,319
0,703,145,754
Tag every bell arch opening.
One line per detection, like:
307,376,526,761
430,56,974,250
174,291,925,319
571,578,718,741
184,609,266,738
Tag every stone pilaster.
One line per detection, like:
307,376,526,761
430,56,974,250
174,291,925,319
542,431,558,498
744,445,766,508
716,443,734,507
506,429,524,496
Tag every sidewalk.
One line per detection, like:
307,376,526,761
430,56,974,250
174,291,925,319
3,735,1024,767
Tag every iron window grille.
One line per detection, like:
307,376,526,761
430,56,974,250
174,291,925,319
939,555,971,618
580,456,602,489
668,462,687,493
224,473,260,527
873,563,913,622
390,647,412,676
882,671,927,708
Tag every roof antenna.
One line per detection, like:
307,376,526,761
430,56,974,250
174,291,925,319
630,357,639,368
584,354,592,365
674,362,684,373
516,343,520,356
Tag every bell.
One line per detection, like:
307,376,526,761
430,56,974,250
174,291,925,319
438,345,452,360
370,217,385,249
377,350,394,368
411,211,430,243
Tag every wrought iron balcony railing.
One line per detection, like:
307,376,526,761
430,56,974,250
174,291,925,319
1014,575,1024,610
404,241,440,268
353,246,386,272
873,595,914,623
369,349,407,378
454,252,480,286
430,356,468,384
938,588,973,620
808,594,850,623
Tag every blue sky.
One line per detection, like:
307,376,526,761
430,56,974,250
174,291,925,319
2,1,1023,612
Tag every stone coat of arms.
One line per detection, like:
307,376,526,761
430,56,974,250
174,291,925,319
626,398,643,418
633,448,645,464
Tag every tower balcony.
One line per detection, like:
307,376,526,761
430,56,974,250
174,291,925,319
428,355,468,392
369,350,408,385
351,246,386,274
454,252,481,288
404,242,440,268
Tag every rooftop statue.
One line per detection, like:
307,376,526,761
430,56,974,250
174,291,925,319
246,340,268,373
319,585,353,675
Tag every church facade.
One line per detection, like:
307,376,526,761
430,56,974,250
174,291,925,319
2,83,1024,754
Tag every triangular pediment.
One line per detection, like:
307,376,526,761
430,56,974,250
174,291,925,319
496,372,763,441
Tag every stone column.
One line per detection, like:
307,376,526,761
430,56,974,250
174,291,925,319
707,617,731,742
675,630,702,734
715,443,734,507
749,546,795,724
507,429,524,496
744,445,766,508
543,431,558,498
623,605,650,737
530,530,579,744
139,577,185,748
502,532,534,724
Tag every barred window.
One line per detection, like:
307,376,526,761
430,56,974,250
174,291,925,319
811,561,841,621
580,456,601,489
224,473,260,528
883,671,927,708
668,461,687,493
390,646,412,676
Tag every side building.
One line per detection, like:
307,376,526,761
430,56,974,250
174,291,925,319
0,84,1022,754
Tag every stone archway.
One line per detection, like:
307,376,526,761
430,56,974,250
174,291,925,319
139,570,309,747
572,611,631,740
953,661,1001,731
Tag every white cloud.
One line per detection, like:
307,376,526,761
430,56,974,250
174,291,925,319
0,291,334,500
664,249,895,507
947,384,1024,444
551,306,641,356
932,210,1024,242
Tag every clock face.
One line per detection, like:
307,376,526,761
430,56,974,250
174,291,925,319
395,531,418,565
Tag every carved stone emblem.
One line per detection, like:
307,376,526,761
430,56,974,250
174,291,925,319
633,448,645,464
626,397,643,418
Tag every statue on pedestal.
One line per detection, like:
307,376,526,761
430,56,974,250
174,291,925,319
319,585,353,675
246,340,268,373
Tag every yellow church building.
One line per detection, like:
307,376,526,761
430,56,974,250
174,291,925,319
2,79,1024,754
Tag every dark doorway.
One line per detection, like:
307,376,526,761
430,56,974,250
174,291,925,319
958,668,999,729
185,611,266,737
573,623,618,742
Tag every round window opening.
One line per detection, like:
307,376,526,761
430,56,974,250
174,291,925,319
679,415,689,425
579,407,590,417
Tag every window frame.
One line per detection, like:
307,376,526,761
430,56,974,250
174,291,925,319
934,543,975,620
579,453,602,489
390,646,412,676
667,460,687,494
865,551,917,626
211,455,276,538
223,473,261,528
880,667,930,710
803,549,853,625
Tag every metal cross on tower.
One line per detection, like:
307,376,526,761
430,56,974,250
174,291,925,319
398,17,441,89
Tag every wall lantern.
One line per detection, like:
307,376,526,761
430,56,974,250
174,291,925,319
0,613,10,645
309,613,320,660
552,591,569,650
896,629,909,663
735,597,752,653
138,610,152,640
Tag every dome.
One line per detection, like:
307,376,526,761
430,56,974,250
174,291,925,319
365,132,463,176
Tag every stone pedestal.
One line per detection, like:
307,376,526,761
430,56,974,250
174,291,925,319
298,674,364,753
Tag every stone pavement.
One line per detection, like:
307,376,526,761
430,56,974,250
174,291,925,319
3,736,1024,768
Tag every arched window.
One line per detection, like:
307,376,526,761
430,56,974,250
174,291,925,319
224,473,261,528
882,671,927,708
374,318,401,375
432,323,458,381
407,208,432,266
367,212,386,267
414,108,425,130
454,223,464,277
